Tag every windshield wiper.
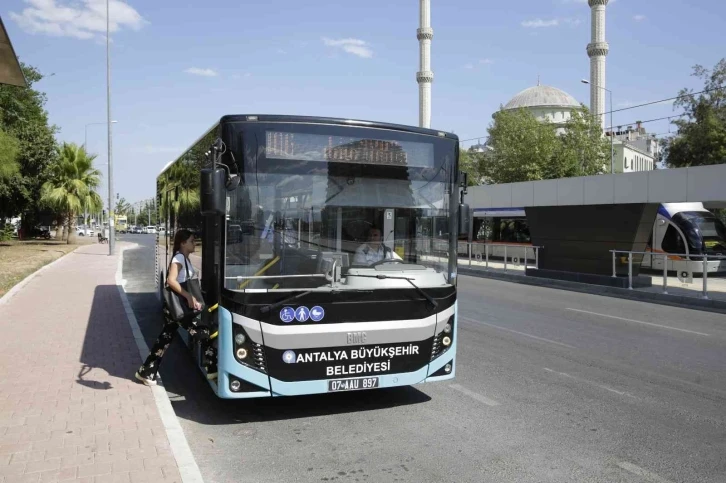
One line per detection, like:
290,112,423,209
346,274,438,310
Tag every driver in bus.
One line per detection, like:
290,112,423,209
353,226,402,265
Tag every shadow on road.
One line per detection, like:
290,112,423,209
125,290,432,426
169,383,432,427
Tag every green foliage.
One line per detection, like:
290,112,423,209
130,199,158,227
556,107,611,177
0,63,58,223
663,58,726,168
459,149,485,186
480,106,608,184
0,223,14,242
40,143,103,243
115,197,131,215
0,128,20,180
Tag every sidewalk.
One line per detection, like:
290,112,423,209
0,243,184,483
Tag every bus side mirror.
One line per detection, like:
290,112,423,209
200,168,226,216
459,204,470,237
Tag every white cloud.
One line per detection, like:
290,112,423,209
276,49,287,54
521,18,560,28
464,63,474,69
480,58,494,65
9,0,146,40
230,73,252,80
322,37,373,58
633,14,646,21
184,67,218,77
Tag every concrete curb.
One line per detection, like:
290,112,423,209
459,267,726,315
0,246,80,306
115,243,205,483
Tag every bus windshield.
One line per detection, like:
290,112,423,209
222,122,458,292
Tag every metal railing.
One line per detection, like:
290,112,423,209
610,250,726,299
463,242,543,272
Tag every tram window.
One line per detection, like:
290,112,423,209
661,225,685,254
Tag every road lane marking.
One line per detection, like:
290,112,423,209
543,368,638,399
617,462,674,483
565,308,710,336
461,316,575,349
449,384,500,406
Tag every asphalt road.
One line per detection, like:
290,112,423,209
120,235,726,483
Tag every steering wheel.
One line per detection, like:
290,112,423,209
370,259,404,268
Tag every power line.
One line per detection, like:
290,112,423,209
459,84,725,144
606,85,725,115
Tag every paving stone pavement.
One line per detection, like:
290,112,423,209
0,242,184,483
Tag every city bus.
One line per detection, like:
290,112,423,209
156,115,465,398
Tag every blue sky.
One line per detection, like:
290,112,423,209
4,0,725,204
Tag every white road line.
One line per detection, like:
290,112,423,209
461,316,575,349
449,384,500,406
543,368,638,400
566,308,710,337
617,461,674,483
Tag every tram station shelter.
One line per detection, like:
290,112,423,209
463,164,726,279
0,16,26,87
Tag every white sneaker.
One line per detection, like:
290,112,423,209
135,372,157,386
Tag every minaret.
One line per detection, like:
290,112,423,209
417,0,433,128
587,0,609,130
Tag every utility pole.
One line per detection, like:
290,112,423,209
106,0,115,255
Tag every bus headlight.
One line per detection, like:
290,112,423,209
431,315,455,361
230,380,241,392
234,333,246,345
236,348,248,360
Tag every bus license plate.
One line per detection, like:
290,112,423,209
328,377,379,392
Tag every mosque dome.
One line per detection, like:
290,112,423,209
502,85,581,111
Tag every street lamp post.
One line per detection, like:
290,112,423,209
581,79,614,174
106,0,115,255
84,120,117,229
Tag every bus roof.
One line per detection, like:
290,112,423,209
157,115,459,178
218,115,459,141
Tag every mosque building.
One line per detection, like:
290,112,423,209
477,0,657,173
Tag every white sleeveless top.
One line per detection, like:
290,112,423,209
171,253,195,283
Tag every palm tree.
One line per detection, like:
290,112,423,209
165,159,200,233
40,143,103,244
115,197,131,215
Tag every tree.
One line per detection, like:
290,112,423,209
0,64,58,230
555,106,610,177
40,143,103,244
663,58,726,168
481,106,608,184
115,197,131,216
163,160,200,233
0,128,19,180
459,149,487,186
482,108,560,183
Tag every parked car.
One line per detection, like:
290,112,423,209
76,227,95,237
146,226,157,234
